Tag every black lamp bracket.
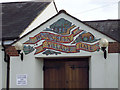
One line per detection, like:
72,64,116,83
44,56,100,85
101,47,106,52
17,50,23,61
101,47,107,59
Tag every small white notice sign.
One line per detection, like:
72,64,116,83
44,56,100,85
16,74,27,86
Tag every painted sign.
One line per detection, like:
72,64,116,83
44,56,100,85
23,18,100,55
35,41,99,55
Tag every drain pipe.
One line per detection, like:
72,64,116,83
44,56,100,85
2,40,10,90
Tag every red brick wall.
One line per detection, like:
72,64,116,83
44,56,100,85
108,42,120,53
5,46,19,56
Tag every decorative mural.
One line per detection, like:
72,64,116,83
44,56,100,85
23,45,35,55
23,18,100,55
42,50,61,56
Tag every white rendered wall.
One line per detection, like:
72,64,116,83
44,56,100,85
2,54,7,89
0,46,2,89
0,45,7,89
118,1,120,19
10,52,43,88
20,1,57,37
90,53,118,88
1,41,15,89
10,51,119,88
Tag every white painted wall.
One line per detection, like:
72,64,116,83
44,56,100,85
10,52,43,88
0,40,15,89
0,46,2,89
118,1,120,19
20,1,57,37
2,53,7,89
90,53,118,88
0,45,7,89
9,51,119,88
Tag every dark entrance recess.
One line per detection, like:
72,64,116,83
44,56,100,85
44,58,89,89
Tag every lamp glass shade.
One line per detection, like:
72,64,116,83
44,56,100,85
99,38,109,47
15,42,24,50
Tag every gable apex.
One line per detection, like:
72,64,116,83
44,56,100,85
11,10,118,45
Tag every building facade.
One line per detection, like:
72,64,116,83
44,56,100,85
9,10,119,88
0,1,120,89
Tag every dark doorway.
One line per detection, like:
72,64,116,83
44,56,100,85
44,58,89,88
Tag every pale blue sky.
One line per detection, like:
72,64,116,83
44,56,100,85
0,0,119,21
55,0,119,21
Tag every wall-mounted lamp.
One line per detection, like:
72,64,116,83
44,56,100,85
99,38,109,59
15,42,24,61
